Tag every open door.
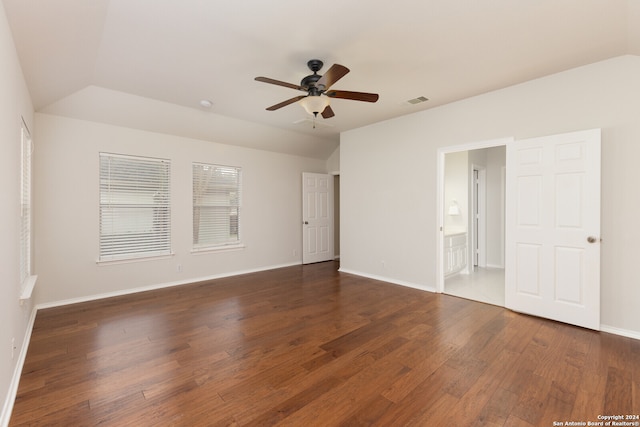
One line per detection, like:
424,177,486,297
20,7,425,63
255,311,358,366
302,173,334,264
505,129,601,330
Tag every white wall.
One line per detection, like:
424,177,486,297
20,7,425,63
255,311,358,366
341,55,640,336
485,146,505,268
33,114,326,305
0,3,35,425
326,145,340,173
444,151,468,232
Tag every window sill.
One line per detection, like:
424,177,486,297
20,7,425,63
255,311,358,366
20,275,38,301
191,244,245,255
96,252,175,266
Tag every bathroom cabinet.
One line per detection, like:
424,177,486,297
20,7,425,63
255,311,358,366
444,232,467,276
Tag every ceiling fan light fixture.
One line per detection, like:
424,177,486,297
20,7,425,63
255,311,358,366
299,95,330,116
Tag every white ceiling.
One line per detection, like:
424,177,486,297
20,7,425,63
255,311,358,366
3,0,639,159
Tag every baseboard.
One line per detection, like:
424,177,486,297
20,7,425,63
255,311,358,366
338,268,437,293
1,306,38,427
485,263,504,269
600,324,640,341
37,262,300,310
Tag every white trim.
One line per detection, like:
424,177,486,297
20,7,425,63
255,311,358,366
338,268,436,293
485,263,504,269
500,165,506,268
96,252,175,266
1,306,37,427
36,262,299,310
470,164,487,270
439,137,514,154
436,150,445,293
191,244,245,255
600,324,640,341
19,275,37,301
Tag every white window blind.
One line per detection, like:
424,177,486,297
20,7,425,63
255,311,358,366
193,163,241,249
20,120,32,285
99,153,171,261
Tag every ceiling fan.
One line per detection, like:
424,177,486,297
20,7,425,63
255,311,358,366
255,59,379,120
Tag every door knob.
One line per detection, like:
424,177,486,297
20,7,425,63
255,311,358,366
587,236,597,243
304,221,308,225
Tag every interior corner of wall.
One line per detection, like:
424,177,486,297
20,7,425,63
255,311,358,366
326,145,340,173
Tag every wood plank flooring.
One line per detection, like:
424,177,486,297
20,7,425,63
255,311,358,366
10,261,640,426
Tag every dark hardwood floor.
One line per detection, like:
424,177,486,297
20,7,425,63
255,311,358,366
10,261,639,426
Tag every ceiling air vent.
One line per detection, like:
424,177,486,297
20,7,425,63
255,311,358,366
407,96,429,105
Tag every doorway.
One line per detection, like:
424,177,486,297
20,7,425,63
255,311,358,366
333,174,340,260
438,130,601,329
302,172,334,264
438,138,510,306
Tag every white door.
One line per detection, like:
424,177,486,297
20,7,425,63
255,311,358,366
505,129,601,330
302,173,334,264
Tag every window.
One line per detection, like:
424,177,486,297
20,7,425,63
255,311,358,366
20,119,32,286
99,153,171,262
192,163,242,250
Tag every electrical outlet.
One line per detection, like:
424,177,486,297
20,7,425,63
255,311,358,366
176,264,183,272
293,249,298,257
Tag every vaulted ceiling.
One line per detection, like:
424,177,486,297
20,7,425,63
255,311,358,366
3,0,639,159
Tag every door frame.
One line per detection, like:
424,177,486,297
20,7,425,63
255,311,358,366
436,137,513,294
302,172,334,264
470,164,487,270
331,172,340,261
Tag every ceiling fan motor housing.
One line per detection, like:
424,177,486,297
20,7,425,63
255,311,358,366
307,59,323,72
301,59,324,91
301,74,321,92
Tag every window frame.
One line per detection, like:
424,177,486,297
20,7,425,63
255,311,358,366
19,118,37,298
98,152,172,263
192,162,243,253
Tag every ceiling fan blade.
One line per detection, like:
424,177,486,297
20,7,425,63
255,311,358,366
321,105,335,119
316,64,349,91
325,90,379,103
255,76,304,91
266,95,306,111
